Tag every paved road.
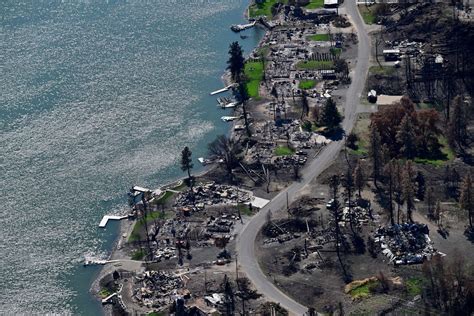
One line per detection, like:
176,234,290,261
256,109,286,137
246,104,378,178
236,2,370,315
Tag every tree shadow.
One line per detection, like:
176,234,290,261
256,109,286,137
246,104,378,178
464,227,474,243
323,127,344,141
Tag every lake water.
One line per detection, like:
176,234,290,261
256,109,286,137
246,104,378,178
0,0,263,314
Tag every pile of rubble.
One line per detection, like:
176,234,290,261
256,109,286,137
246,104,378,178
274,154,308,168
133,270,183,309
205,215,235,235
341,205,373,225
374,223,436,265
174,183,250,208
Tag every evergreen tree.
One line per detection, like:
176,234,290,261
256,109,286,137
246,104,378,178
460,174,473,228
346,132,358,150
180,146,193,185
368,125,383,187
300,90,309,120
227,41,245,82
319,98,341,131
396,113,417,159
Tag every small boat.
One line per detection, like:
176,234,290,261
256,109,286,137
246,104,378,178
198,157,212,165
240,35,248,39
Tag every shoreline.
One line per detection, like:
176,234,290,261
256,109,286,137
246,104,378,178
90,1,267,312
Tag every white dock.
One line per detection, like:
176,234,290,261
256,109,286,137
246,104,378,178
231,21,256,32
210,84,236,96
221,116,239,122
99,215,129,228
220,102,238,108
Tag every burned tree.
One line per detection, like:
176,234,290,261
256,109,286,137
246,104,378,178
353,159,365,198
384,160,396,226
396,113,417,160
460,174,473,229
447,95,468,152
238,82,252,138
426,186,436,220
368,125,383,187
329,175,349,281
208,135,240,182
402,161,415,223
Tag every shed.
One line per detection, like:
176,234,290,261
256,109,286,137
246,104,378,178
324,0,339,7
376,95,403,109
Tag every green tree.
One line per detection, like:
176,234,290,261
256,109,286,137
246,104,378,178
180,146,193,184
227,41,245,82
300,90,309,120
460,174,473,228
396,113,417,159
346,132,358,150
319,98,341,131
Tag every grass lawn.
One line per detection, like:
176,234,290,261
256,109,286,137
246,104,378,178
249,0,287,18
330,47,342,56
349,279,379,299
155,190,174,205
358,4,380,24
350,116,370,156
148,312,166,316
244,61,264,99
298,79,316,90
369,65,396,76
275,145,295,156
129,210,171,242
99,288,112,298
296,60,334,70
414,136,455,167
308,33,330,41
237,203,253,216
304,0,324,9
406,277,424,296
131,249,146,260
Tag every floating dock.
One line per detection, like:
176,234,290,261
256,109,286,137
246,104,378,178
230,21,256,32
221,116,239,122
210,83,237,96
99,215,129,228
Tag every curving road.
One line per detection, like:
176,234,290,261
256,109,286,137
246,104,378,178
236,1,370,315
